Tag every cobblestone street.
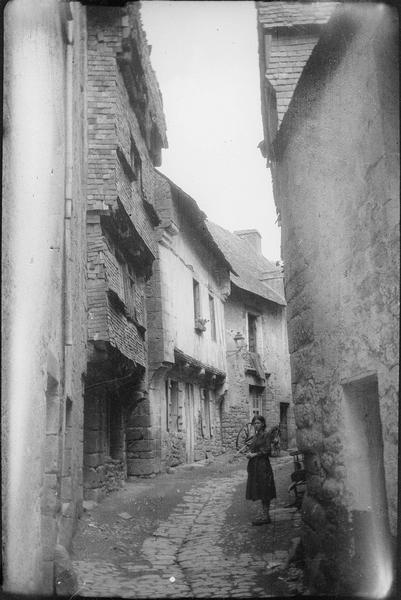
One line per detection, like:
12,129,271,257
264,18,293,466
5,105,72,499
72,453,304,597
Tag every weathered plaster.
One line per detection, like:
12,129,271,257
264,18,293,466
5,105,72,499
2,1,87,593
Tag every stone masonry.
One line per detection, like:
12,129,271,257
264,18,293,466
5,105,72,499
259,2,399,596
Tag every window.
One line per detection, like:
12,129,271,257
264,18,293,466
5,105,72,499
193,279,200,322
249,385,264,418
247,313,258,352
209,294,216,341
105,232,137,321
121,261,136,320
130,136,141,183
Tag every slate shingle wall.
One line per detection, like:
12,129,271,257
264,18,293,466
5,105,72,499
86,6,163,366
108,302,146,367
267,32,320,125
258,2,339,127
258,1,338,28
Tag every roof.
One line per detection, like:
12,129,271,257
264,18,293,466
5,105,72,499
272,3,374,159
126,3,168,149
154,170,236,275
257,1,339,29
257,1,339,147
205,220,286,306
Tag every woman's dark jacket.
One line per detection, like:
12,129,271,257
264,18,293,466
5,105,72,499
246,430,276,502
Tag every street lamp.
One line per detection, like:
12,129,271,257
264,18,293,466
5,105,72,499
234,332,247,350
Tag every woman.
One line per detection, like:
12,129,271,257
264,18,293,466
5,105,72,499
245,415,276,525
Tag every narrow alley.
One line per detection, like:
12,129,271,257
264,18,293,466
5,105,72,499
72,453,304,598
3,2,398,597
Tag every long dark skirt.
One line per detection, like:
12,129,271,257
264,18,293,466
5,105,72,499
246,455,276,502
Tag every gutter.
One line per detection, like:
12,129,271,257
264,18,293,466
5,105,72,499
64,17,74,351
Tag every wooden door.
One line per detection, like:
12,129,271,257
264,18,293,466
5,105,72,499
185,383,195,463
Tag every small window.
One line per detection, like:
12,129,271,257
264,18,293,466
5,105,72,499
121,261,136,320
247,313,258,353
249,385,264,418
193,279,200,322
209,294,216,341
130,137,142,183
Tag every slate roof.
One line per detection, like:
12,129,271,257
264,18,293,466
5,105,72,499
127,3,168,148
206,220,286,306
154,171,235,275
257,1,338,29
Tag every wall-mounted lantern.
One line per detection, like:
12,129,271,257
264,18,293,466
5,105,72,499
234,331,247,349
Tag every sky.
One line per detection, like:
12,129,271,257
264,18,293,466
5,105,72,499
140,0,281,262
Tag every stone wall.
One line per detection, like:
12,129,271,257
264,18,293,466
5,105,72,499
126,396,157,477
84,389,127,501
272,5,399,595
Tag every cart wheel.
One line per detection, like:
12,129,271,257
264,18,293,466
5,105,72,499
236,423,254,450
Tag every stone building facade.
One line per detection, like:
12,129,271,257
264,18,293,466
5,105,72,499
145,174,232,471
206,224,295,449
258,2,399,596
2,0,88,594
83,3,168,500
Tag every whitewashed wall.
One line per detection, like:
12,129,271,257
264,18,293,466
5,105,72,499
158,227,228,372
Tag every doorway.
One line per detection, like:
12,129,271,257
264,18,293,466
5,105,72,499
185,383,195,463
279,402,289,448
342,374,391,594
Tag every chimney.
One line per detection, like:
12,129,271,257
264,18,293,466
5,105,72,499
234,229,262,255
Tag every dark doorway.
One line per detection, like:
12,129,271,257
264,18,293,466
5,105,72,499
280,402,289,448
